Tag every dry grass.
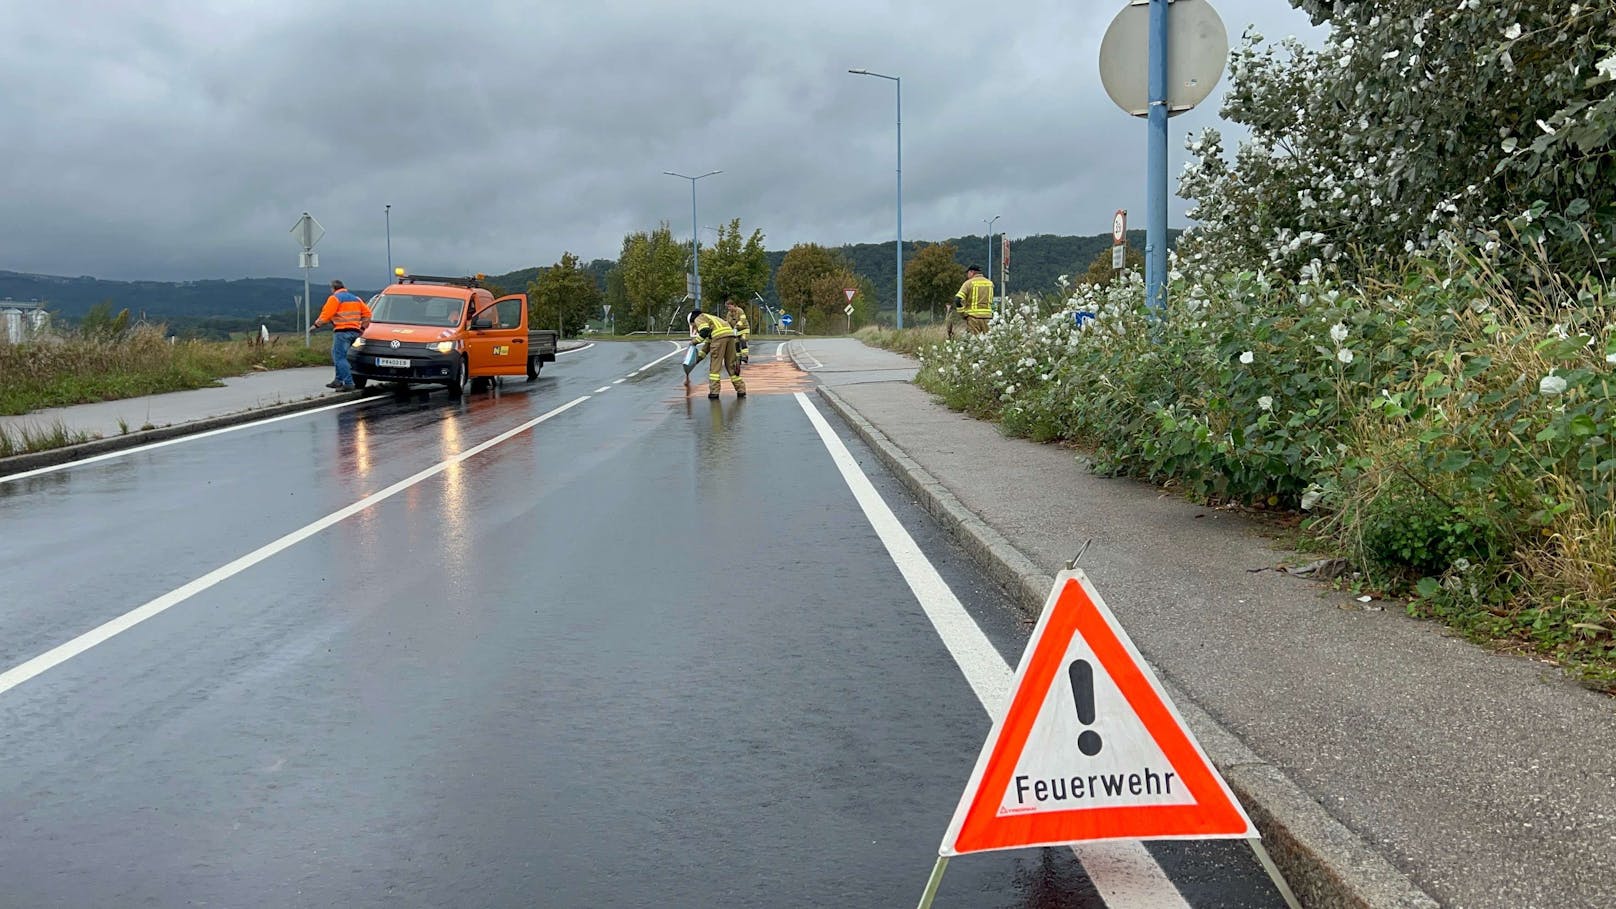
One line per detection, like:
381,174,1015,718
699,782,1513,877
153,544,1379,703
0,420,99,458
853,324,948,359
0,325,328,416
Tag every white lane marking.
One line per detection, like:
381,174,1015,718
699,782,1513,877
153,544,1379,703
0,395,590,700
792,342,823,370
794,393,1192,909
628,342,685,377
612,379,627,385
556,343,593,356
0,397,378,486
594,386,611,394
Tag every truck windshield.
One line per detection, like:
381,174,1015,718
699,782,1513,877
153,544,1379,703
369,293,466,327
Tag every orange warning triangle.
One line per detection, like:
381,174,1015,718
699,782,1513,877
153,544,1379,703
940,570,1255,856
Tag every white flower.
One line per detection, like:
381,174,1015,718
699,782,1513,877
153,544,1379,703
1329,323,1349,344
1057,274,1070,288
1504,23,1522,40
1607,352,1616,365
1258,395,1274,411
1598,53,1616,81
1239,350,1255,365
1336,348,1354,364
1539,374,1567,395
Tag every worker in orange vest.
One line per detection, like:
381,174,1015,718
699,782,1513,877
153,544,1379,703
311,279,372,390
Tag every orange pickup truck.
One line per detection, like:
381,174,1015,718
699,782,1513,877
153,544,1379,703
346,271,558,397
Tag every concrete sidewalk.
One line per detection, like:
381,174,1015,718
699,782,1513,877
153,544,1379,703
792,338,1616,909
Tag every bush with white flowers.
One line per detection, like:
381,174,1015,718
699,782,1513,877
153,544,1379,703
896,0,1616,679
1178,2,1616,282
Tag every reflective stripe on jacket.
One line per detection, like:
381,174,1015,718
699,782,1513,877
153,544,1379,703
954,276,995,318
319,290,372,331
727,309,750,339
692,312,735,340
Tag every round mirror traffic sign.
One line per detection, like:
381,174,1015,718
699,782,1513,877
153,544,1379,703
1098,0,1228,118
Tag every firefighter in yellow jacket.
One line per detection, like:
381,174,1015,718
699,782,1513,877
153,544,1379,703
690,307,746,399
948,265,995,338
724,298,751,364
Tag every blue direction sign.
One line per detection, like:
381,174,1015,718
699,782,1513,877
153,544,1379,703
781,313,794,326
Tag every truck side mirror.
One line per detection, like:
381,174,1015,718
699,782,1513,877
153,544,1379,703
471,312,493,330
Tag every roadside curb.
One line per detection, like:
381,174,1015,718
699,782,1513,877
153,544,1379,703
0,390,363,476
816,383,1439,909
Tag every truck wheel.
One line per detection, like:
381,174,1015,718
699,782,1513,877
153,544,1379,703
527,356,540,381
447,356,468,399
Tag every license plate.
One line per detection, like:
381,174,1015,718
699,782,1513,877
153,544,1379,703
375,356,410,368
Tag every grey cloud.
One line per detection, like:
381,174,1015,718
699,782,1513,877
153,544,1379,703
0,0,1323,284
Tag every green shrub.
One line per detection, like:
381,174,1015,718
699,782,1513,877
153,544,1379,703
912,253,1616,681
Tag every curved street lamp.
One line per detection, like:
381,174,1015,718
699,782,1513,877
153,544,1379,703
849,68,903,329
663,170,722,311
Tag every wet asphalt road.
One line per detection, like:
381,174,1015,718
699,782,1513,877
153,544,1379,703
0,341,1285,907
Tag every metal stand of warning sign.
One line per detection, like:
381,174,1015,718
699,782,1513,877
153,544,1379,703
1248,840,1304,909
918,844,1299,909
914,856,949,909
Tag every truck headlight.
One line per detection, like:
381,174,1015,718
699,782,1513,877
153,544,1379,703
351,338,366,349
432,341,455,354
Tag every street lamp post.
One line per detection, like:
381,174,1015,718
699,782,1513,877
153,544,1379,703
663,170,722,312
384,204,392,286
982,215,1000,289
849,68,903,329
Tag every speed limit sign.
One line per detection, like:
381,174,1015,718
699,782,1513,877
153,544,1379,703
1112,210,1127,245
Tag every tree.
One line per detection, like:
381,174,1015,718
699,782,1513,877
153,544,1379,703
903,242,965,325
602,267,628,332
775,243,845,324
618,222,687,332
1078,243,1144,287
79,301,130,339
807,267,876,333
700,218,770,322
527,251,600,338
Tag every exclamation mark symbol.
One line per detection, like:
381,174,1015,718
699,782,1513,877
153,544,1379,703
1069,660,1103,756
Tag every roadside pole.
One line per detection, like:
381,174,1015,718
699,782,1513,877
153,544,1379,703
1145,0,1168,312
1098,0,1227,318
289,212,324,347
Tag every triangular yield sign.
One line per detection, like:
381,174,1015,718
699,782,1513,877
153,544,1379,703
940,570,1255,855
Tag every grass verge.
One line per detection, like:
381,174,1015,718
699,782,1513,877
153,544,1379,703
0,326,329,416
0,420,100,458
853,324,948,358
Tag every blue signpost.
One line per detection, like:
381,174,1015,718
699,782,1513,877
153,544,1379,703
1098,0,1228,321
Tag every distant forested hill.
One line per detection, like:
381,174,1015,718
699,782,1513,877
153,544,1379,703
2,230,1178,336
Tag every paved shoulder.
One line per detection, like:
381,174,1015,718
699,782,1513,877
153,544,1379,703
785,337,918,385
811,360,1616,909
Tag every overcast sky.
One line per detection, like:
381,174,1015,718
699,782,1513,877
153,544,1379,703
1,0,1323,283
